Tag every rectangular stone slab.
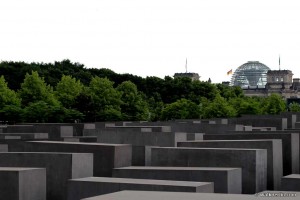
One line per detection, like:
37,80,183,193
84,129,187,147
177,139,282,190
281,174,300,191
0,133,48,140
20,141,132,176
0,152,93,200
0,167,46,200
67,177,214,200
151,147,267,194
80,190,298,200
0,144,8,152
203,133,299,175
113,166,242,193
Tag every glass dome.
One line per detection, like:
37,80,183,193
230,61,270,88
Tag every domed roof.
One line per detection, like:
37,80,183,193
231,61,271,87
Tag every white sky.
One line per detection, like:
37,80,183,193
1,0,300,83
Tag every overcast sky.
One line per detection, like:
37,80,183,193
1,0,300,83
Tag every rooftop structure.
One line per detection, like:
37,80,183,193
231,61,270,88
174,73,200,81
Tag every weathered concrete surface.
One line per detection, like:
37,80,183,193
81,190,299,200
68,177,214,200
0,152,93,200
0,167,46,200
84,129,186,147
121,121,238,134
187,133,205,141
281,174,300,191
59,136,98,143
0,144,8,152
4,123,85,138
227,117,288,130
131,145,154,166
113,166,241,193
103,125,172,132
151,147,267,194
204,133,299,175
178,139,282,190
18,141,132,176
0,133,48,140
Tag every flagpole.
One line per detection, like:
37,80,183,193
279,55,281,70
185,58,187,73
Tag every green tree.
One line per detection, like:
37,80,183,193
216,84,244,99
0,76,22,123
117,81,149,120
22,101,50,123
18,71,59,107
0,76,21,108
55,75,84,108
203,94,237,118
89,77,122,121
161,99,200,120
262,93,286,114
229,97,262,116
147,93,164,121
289,102,300,112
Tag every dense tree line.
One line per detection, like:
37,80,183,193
0,60,293,123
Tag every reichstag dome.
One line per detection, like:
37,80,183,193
230,61,271,88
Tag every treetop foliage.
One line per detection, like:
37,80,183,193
0,60,292,123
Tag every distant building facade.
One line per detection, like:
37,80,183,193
242,69,300,99
174,73,200,81
230,61,300,100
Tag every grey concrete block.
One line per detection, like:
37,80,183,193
132,145,154,166
85,129,187,147
20,141,132,176
0,133,48,140
81,190,299,200
60,126,74,137
151,147,267,194
113,166,242,194
186,133,205,141
0,167,46,200
4,125,35,133
3,136,21,139
84,124,96,129
281,174,300,191
61,136,98,143
0,144,8,152
0,152,93,200
68,177,214,200
4,124,74,139
178,139,282,190
117,121,237,134
106,125,172,132
227,117,288,130
203,133,299,175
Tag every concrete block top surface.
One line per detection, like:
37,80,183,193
187,139,281,142
0,152,93,156
0,167,45,171
110,126,170,128
157,147,267,151
81,191,282,200
283,174,300,178
27,141,131,147
70,177,212,187
225,132,298,135
114,166,241,171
